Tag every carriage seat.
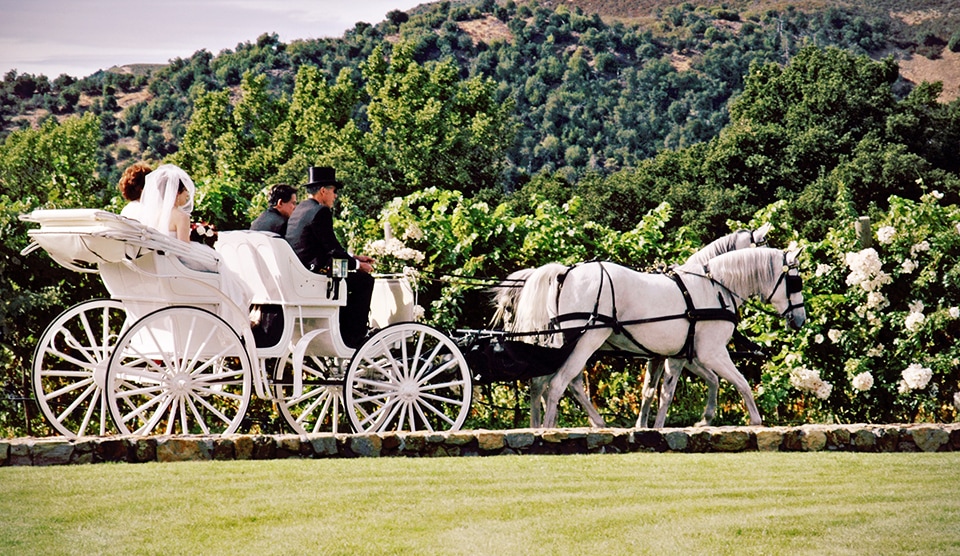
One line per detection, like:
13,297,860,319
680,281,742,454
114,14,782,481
216,230,346,308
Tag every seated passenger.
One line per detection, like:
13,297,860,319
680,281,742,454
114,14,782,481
137,164,252,318
286,166,375,348
250,184,298,237
118,162,153,220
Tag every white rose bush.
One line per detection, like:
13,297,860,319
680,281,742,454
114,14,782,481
756,192,960,424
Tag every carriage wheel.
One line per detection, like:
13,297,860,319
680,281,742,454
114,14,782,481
274,353,351,434
345,323,472,433
105,306,252,436
32,299,128,437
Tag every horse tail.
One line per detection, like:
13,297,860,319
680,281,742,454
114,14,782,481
511,263,568,345
489,267,536,327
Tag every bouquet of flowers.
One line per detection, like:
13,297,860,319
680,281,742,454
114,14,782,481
364,237,425,277
190,221,218,247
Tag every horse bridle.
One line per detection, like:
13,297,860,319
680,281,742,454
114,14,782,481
738,228,767,247
764,253,804,316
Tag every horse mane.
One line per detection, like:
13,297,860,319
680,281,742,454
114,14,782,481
697,247,780,296
685,230,745,267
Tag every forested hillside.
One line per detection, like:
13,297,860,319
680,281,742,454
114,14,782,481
2,0,958,189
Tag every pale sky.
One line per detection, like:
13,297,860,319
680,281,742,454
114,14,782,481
0,0,426,78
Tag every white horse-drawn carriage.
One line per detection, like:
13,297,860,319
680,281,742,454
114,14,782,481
22,210,805,438
22,209,472,438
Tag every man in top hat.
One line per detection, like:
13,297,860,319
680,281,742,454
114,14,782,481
286,166,376,348
250,183,298,236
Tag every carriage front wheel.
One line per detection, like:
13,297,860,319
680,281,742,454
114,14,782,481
345,323,472,433
105,306,252,436
32,299,128,437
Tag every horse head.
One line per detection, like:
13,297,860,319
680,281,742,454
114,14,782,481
767,247,806,330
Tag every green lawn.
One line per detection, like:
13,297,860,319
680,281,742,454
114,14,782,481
2,452,958,555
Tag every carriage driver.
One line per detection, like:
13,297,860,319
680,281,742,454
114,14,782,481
285,166,376,348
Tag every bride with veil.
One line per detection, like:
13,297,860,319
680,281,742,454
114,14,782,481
137,164,252,317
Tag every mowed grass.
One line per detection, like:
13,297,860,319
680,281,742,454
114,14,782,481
1,452,959,555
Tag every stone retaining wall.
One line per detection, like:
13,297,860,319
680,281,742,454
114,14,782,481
3,424,959,466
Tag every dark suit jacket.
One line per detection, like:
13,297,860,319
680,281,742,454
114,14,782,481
250,207,288,236
285,198,355,272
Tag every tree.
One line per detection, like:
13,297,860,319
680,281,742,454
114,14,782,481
0,113,107,435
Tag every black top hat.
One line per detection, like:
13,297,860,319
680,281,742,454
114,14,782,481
304,166,342,190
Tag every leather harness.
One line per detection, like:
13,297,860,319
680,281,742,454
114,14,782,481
550,262,739,361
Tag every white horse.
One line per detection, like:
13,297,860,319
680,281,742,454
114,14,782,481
510,247,805,428
490,225,771,428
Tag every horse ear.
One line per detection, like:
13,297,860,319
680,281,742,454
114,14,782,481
787,245,805,264
754,222,772,243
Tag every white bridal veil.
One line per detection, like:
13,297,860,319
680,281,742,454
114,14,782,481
138,164,195,234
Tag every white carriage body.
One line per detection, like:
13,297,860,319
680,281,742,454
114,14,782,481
22,208,471,438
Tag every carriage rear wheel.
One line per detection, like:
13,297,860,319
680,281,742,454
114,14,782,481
345,323,472,433
105,306,252,436
32,299,128,437
273,353,351,434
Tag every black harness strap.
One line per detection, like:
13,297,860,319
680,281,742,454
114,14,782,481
550,265,738,361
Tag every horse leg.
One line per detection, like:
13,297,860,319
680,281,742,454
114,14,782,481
568,371,605,428
529,375,548,428
636,358,664,428
686,359,719,426
542,330,610,428
653,358,686,428
697,349,762,426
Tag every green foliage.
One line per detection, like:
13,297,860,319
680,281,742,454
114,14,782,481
0,114,108,436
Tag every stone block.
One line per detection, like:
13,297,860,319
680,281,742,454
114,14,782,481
447,432,476,446
664,430,689,451
800,427,827,452
213,438,236,460
851,428,877,451
350,434,382,457
909,425,950,452
232,435,254,459
156,437,211,462
477,431,505,451
755,429,783,452
9,440,31,466
276,435,302,458
633,429,667,452
31,441,73,466
95,438,129,463
309,435,338,457
0,440,9,465
505,431,535,449
711,429,750,452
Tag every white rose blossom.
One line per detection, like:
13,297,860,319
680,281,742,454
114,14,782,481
827,329,842,343
900,363,933,391
865,291,887,310
910,241,930,258
904,312,925,332
852,372,874,392
901,259,916,274
950,307,959,319
815,264,832,277
789,367,832,400
876,226,896,245
845,249,891,292
814,334,824,344
909,300,925,314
